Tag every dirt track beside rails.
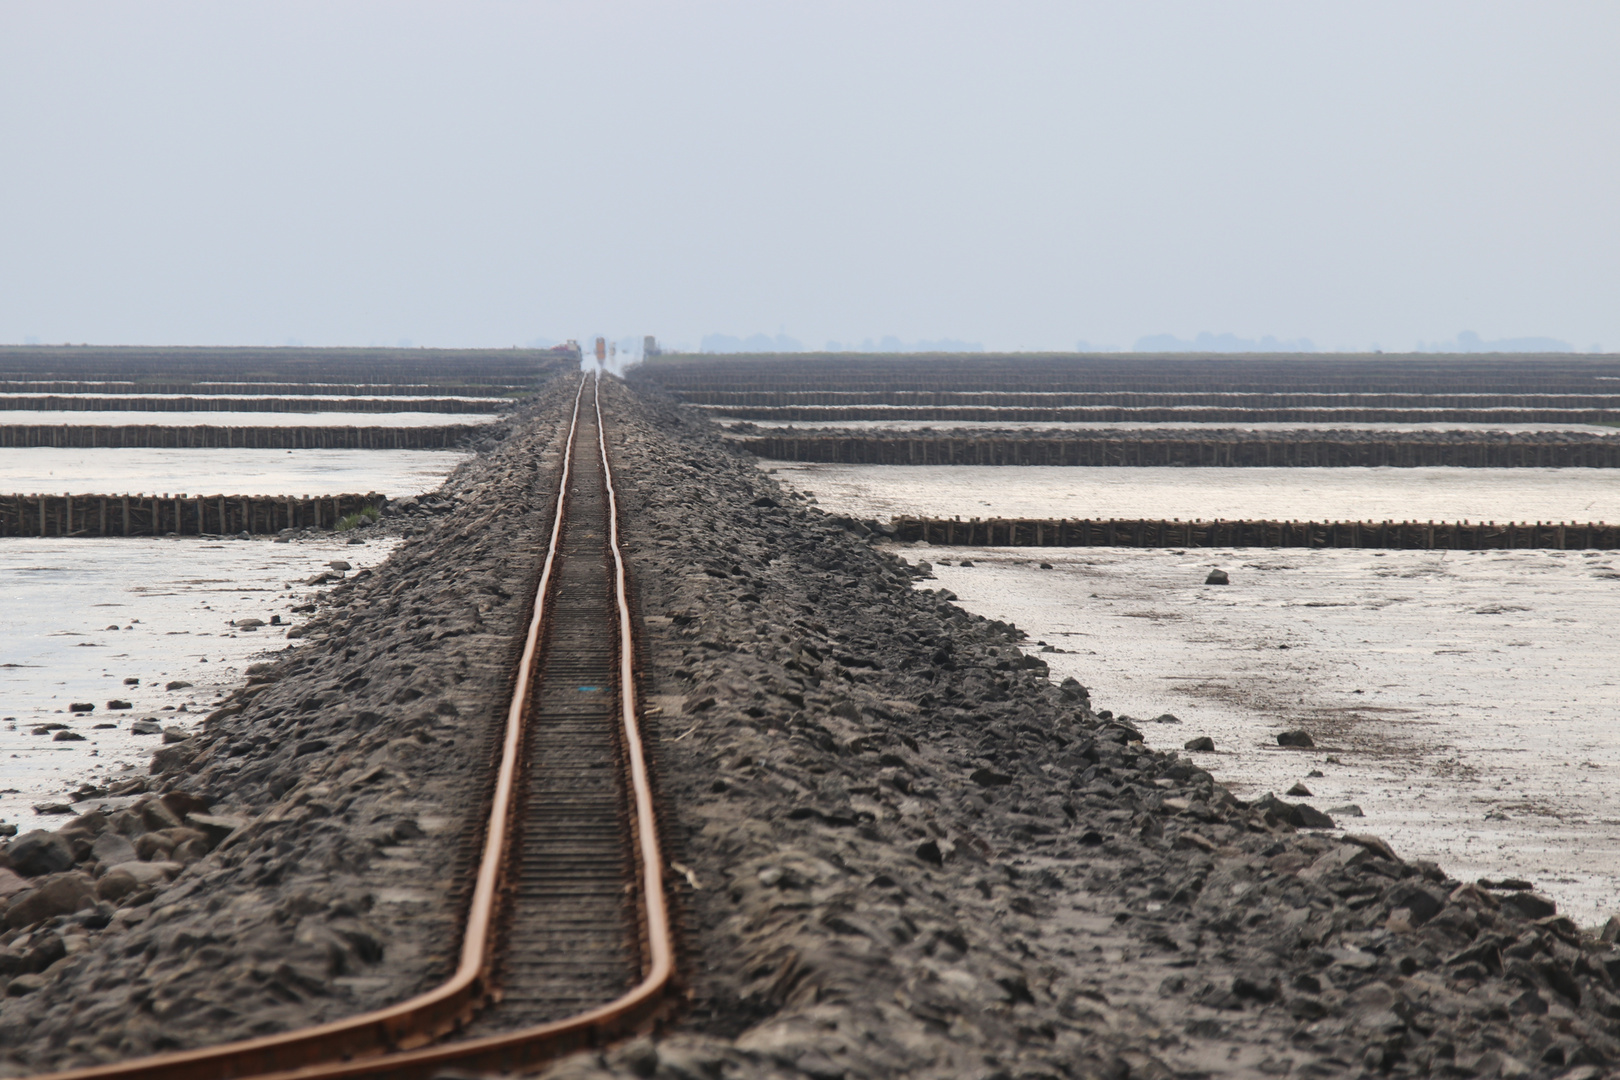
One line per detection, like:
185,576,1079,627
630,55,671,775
4,375,1620,1079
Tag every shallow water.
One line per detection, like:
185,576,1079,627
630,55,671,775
896,546,1620,925
765,463,1620,523
0,410,495,427
1,448,471,497
0,536,398,826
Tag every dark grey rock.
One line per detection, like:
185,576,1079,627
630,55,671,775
6,831,74,877
4,872,96,929
1501,891,1558,920
1276,729,1315,748
89,832,136,867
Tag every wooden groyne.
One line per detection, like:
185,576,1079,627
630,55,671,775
0,381,520,397
891,515,1620,551
1,492,387,537
742,433,1620,467
0,395,508,414
710,405,1620,424
0,424,487,449
677,390,1620,409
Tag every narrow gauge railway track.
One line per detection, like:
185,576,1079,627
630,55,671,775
46,372,673,1080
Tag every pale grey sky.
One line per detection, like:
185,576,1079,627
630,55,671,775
1,2,1616,353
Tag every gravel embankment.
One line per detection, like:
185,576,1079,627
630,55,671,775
565,378,1620,1080
3,374,1618,1079
0,376,580,1073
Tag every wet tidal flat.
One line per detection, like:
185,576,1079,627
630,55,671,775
0,535,398,825
0,447,471,498
902,545,1620,925
766,461,1620,524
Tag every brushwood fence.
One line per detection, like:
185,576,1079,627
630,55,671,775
711,405,1620,424
891,516,1619,551
0,425,484,449
0,492,387,537
0,396,507,413
742,434,1620,468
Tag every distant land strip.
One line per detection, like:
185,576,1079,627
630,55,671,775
741,432,1620,467
0,424,491,449
890,515,1620,551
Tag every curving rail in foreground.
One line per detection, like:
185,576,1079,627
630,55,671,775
45,371,673,1080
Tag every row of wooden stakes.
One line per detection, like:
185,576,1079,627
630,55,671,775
0,492,386,537
890,516,1619,550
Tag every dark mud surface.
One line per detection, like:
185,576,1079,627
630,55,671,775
1,376,1618,1079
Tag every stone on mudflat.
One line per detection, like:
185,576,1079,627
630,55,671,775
1287,782,1312,797
1500,891,1558,920
186,813,245,849
1151,713,1181,724
136,798,184,832
161,791,211,818
96,861,179,902
1205,569,1229,585
5,974,45,996
4,872,96,929
1343,834,1401,863
1290,803,1335,830
164,680,192,691
1386,882,1447,926
6,831,75,877
1276,730,1315,748
90,832,137,867
67,703,94,713
134,828,196,862
0,869,29,900
150,740,200,776
130,719,163,735
106,699,132,710
1184,737,1215,752
51,731,86,742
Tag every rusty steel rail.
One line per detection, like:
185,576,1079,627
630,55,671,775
43,371,674,1080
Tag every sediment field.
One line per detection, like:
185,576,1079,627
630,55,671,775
1,377,1618,1078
